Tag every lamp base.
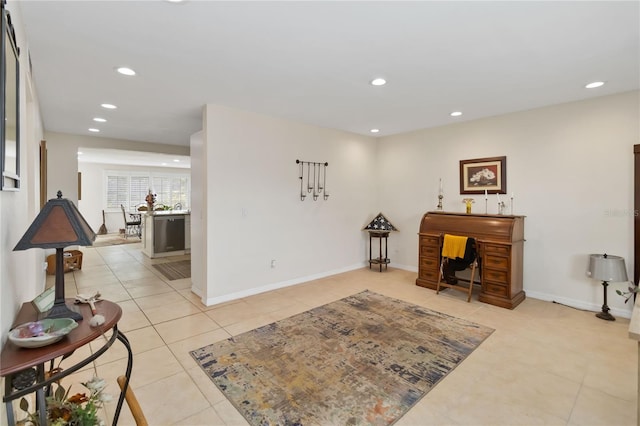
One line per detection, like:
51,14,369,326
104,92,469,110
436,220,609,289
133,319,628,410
596,311,616,321
46,301,83,321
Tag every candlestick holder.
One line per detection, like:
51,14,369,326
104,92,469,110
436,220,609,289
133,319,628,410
484,199,488,214
437,194,443,211
510,197,514,215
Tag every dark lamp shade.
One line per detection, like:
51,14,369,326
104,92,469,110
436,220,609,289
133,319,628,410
14,191,96,250
588,254,628,282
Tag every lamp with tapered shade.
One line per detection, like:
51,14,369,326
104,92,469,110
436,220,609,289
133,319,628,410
587,253,629,321
13,191,96,321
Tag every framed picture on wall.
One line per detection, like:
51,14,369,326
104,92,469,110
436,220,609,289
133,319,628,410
460,156,506,194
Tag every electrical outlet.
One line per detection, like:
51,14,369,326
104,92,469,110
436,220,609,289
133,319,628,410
271,259,276,268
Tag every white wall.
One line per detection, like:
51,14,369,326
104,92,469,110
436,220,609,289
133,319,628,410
377,91,639,317
199,104,378,304
190,130,205,298
77,161,190,233
0,2,45,339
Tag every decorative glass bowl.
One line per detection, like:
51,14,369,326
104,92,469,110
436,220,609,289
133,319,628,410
9,318,78,348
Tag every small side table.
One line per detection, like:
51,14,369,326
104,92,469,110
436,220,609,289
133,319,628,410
368,230,390,272
1,299,132,426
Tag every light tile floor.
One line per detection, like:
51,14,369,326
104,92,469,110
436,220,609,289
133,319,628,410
15,241,639,425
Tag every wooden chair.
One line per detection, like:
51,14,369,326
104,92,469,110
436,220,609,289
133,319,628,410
117,375,148,426
120,204,142,238
436,235,481,302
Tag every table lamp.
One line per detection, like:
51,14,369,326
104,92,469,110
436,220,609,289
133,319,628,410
13,191,96,321
587,253,628,321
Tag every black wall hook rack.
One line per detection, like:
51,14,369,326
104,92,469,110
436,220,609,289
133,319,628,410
296,160,329,201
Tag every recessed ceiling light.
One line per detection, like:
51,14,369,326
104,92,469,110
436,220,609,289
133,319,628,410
101,103,117,109
166,0,185,2
450,111,463,117
370,78,386,86
585,81,605,89
77,151,83,155
88,128,100,133
161,163,168,166
93,117,107,123
370,129,380,133
116,67,136,76
173,159,180,162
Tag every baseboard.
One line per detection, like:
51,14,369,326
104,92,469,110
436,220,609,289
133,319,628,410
525,290,633,319
391,263,418,273
204,262,367,306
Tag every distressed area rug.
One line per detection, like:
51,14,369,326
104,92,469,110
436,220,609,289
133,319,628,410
152,260,191,280
191,290,494,425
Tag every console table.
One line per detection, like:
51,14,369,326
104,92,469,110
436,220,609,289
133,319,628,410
416,211,526,309
0,299,132,425
368,231,390,272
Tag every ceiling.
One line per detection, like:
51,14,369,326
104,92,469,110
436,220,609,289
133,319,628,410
17,1,640,148
77,148,190,169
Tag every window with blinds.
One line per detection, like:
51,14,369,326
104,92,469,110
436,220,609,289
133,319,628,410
106,171,190,211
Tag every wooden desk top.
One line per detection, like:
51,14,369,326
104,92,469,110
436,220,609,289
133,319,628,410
0,299,122,377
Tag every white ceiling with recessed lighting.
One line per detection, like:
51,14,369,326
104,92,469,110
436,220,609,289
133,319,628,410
17,1,640,147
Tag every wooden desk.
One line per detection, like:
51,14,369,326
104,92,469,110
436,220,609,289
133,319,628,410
416,211,526,309
1,299,132,425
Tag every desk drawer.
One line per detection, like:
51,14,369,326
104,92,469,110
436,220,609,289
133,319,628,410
419,268,439,282
484,244,510,255
484,254,508,270
420,244,439,258
483,282,509,297
483,269,508,283
420,256,439,270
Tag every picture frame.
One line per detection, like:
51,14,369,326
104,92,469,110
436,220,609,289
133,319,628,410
459,156,506,194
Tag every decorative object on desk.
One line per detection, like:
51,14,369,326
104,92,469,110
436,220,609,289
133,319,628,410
8,318,78,348
510,192,514,215
436,178,444,210
459,156,506,195
462,198,475,214
496,193,506,215
74,291,106,328
31,287,55,314
17,376,111,426
484,189,488,214
13,191,96,321
191,290,494,426
587,253,629,321
296,159,329,201
75,291,101,315
363,213,398,272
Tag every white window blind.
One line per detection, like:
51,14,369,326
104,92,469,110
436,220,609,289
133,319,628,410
105,171,189,211
152,176,190,208
106,175,129,210
130,176,151,210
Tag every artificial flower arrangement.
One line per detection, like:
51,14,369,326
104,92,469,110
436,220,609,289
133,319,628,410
17,376,111,426
144,189,156,208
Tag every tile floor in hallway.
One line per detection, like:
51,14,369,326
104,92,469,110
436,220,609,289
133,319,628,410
12,241,638,425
